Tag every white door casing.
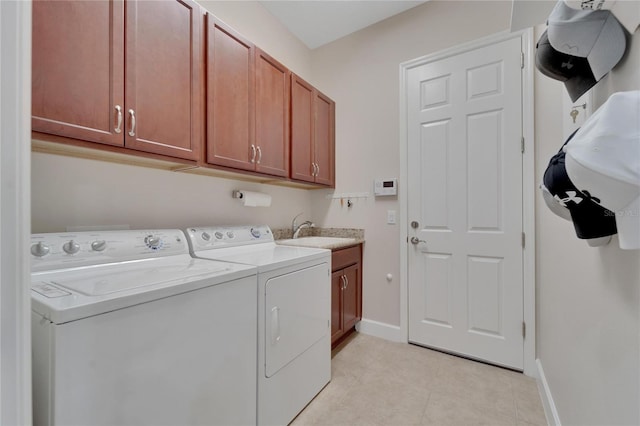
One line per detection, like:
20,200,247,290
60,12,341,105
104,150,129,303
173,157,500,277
406,35,524,369
0,0,32,424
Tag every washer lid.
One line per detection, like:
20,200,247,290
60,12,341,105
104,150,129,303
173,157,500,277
31,255,256,324
47,257,231,296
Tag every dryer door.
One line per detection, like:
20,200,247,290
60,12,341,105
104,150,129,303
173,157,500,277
265,262,330,378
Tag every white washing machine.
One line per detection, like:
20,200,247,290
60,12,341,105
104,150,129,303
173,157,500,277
185,225,331,426
30,229,258,426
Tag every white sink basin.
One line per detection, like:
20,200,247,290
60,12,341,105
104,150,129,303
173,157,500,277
277,237,357,249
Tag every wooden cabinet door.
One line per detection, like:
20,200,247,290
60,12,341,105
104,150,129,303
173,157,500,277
314,91,335,187
255,49,290,177
32,0,125,147
290,74,315,183
125,0,202,160
206,17,255,171
331,270,345,343
342,263,360,332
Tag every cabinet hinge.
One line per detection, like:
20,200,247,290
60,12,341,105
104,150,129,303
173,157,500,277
521,52,525,69
521,232,525,248
521,137,525,154
522,321,526,339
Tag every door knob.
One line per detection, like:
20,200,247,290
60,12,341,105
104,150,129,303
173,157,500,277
410,236,426,245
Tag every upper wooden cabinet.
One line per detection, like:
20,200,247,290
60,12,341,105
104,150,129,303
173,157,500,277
290,74,335,187
205,18,290,178
32,1,334,186
206,17,255,172
32,0,202,161
32,0,125,147
255,49,290,178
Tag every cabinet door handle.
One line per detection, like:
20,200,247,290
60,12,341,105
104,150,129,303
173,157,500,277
271,306,281,345
344,274,349,289
128,109,136,137
316,163,320,177
256,146,262,164
114,105,122,134
341,275,346,290
250,145,256,163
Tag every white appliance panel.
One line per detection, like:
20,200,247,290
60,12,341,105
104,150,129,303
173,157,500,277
33,275,258,426
257,260,331,426
265,263,330,378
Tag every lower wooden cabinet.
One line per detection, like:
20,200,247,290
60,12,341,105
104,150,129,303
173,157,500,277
331,244,362,347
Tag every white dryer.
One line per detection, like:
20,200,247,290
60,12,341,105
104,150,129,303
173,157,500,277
185,225,331,426
30,229,258,426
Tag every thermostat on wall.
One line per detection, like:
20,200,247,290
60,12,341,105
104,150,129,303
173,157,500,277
374,178,397,196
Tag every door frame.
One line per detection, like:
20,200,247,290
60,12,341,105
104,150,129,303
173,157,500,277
399,29,536,377
0,0,33,423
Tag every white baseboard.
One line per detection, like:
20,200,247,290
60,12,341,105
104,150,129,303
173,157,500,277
355,318,404,342
536,358,561,426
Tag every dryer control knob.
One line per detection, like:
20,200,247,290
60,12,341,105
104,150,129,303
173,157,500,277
250,228,261,238
144,235,162,249
201,232,211,241
63,240,80,254
31,241,50,257
214,231,224,240
91,240,107,252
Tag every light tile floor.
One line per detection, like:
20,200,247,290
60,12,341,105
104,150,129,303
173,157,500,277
292,333,547,426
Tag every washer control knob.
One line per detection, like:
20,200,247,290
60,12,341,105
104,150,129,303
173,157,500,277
250,228,261,238
63,240,81,254
144,235,162,250
31,242,50,257
214,231,224,240
201,232,211,241
226,231,235,239
91,240,107,252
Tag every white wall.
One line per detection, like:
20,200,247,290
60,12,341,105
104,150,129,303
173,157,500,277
309,0,512,326
534,23,640,425
197,0,312,78
31,1,314,234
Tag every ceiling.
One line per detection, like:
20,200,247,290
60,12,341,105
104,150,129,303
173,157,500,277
259,1,428,49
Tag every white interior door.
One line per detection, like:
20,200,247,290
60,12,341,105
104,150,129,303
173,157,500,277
407,36,524,370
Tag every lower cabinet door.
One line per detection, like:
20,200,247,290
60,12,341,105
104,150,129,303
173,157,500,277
342,263,360,331
331,270,344,343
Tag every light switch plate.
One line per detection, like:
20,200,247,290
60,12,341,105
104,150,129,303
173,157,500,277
387,210,397,225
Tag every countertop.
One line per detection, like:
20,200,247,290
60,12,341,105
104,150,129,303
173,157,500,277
273,227,364,250
276,236,364,250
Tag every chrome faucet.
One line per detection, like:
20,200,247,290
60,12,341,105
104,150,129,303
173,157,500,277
291,212,315,239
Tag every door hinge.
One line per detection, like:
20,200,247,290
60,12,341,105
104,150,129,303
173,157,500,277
522,321,526,339
521,232,525,248
521,52,525,69
521,137,525,154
